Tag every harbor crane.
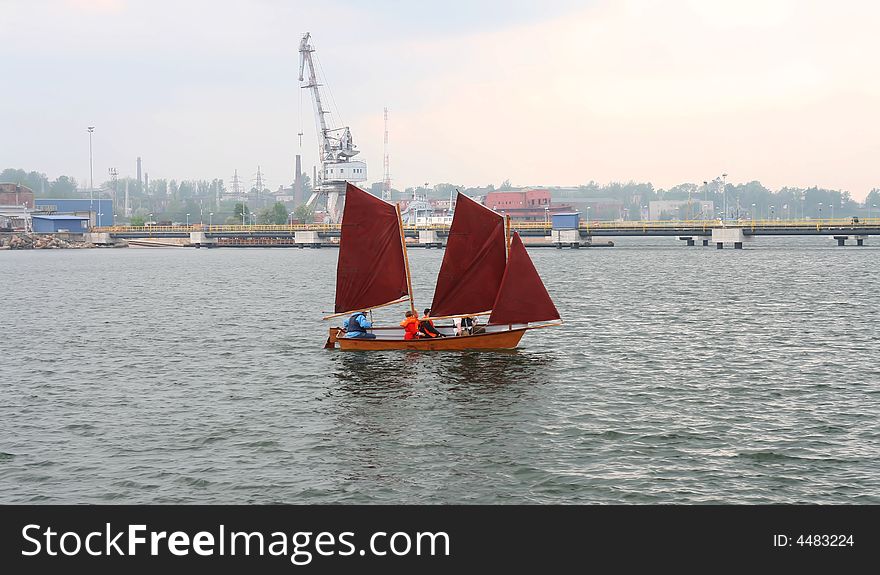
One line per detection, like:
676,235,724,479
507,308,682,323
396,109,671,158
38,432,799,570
299,32,367,223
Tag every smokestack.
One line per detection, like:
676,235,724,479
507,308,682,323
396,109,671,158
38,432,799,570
137,157,142,192
294,155,303,205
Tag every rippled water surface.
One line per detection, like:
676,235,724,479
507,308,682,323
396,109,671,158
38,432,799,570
2,238,879,503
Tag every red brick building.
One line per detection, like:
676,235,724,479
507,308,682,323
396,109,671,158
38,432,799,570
483,189,572,221
0,183,34,209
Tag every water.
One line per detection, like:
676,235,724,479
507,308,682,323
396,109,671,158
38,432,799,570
1,238,879,504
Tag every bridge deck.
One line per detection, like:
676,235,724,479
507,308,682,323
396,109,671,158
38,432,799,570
94,218,880,239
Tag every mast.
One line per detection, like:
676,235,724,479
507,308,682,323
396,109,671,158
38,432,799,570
396,203,417,315
505,214,511,258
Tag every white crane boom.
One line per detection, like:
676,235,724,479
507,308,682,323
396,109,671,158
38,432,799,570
298,32,366,222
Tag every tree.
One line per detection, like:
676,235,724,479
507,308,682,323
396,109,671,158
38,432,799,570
233,202,250,223
130,215,145,226
499,179,513,191
49,175,78,197
258,202,289,224
0,168,51,195
292,203,314,224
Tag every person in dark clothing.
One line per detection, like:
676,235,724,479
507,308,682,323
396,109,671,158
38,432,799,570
343,311,376,339
419,308,445,338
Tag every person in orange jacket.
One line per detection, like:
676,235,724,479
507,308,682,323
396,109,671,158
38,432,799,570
400,310,422,340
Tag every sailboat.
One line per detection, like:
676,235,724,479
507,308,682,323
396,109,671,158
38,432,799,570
324,183,561,350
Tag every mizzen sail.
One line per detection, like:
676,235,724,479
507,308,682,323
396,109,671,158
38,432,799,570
488,232,561,325
429,192,507,317
335,183,409,314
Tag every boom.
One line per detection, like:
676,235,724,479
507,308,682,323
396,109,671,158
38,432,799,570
297,32,367,222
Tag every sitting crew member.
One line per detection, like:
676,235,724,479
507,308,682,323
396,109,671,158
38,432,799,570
419,308,445,338
400,310,422,340
343,311,376,339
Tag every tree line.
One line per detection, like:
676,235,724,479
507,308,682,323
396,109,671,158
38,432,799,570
4,167,878,221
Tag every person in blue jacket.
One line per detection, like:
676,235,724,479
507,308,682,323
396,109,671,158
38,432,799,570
343,311,376,339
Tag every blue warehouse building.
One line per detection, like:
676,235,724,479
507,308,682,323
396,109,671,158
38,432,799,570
34,198,114,227
31,215,90,234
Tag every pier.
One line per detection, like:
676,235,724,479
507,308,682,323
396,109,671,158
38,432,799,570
88,218,879,248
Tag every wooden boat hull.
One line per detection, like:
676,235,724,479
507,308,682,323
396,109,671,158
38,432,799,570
329,327,527,351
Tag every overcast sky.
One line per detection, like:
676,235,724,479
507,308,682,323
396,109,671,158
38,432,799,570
2,0,878,200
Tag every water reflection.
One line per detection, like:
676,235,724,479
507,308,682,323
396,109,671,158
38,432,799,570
330,352,415,399
443,350,553,393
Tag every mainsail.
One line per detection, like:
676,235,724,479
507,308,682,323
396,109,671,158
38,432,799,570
488,232,561,325
429,192,507,317
334,183,409,314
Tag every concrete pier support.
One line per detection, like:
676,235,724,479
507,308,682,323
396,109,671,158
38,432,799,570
833,235,868,246
551,229,582,248
294,230,321,248
84,232,114,246
189,232,216,248
711,228,745,250
418,230,444,248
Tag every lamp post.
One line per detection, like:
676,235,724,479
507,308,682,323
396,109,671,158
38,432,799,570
87,126,95,226
770,205,775,221
642,204,648,221
818,202,823,220
209,212,214,227
97,212,103,227
186,213,190,226
721,173,728,220
544,206,549,228
751,203,756,221
872,204,877,220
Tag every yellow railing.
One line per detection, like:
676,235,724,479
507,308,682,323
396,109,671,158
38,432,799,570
93,217,880,234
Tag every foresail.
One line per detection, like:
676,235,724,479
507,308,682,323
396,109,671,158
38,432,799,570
429,192,507,317
335,183,409,314
488,232,561,325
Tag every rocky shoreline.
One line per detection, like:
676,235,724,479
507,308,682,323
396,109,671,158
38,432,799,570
0,233,96,250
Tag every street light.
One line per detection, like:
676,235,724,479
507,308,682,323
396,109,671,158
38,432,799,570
818,202,823,220
87,126,95,226
770,205,775,221
97,212,103,227
209,212,214,227
544,206,549,227
186,213,190,226
751,203,756,221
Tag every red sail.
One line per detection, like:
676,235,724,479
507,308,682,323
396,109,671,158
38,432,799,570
430,192,507,317
335,183,409,314
489,233,560,325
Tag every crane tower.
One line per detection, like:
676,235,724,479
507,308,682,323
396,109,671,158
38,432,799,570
299,32,367,222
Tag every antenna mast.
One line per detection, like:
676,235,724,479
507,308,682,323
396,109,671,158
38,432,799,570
383,107,392,201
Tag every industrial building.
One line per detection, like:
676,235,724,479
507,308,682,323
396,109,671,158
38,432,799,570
31,215,90,234
34,198,114,226
483,190,573,221
0,183,35,209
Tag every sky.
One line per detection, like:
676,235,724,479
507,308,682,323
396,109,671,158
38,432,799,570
1,0,878,200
